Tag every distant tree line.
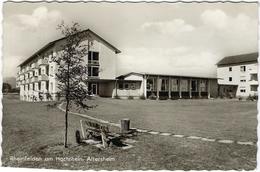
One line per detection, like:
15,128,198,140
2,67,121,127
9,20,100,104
2,82,19,93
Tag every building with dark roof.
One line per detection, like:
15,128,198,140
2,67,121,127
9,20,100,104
217,52,258,98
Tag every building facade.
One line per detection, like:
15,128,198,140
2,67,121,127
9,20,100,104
217,52,258,98
115,72,218,99
16,29,120,101
17,29,218,101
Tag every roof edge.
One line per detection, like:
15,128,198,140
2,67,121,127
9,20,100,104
18,29,121,67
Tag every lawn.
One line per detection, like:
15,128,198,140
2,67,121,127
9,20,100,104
1,94,257,170
71,97,257,142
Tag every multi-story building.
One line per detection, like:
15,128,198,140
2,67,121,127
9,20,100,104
17,29,218,101
16,29,121,101
217,52,258,98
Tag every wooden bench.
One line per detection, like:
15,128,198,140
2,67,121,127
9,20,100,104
76,120,119,148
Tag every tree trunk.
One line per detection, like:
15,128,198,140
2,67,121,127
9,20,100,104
64,98,69,148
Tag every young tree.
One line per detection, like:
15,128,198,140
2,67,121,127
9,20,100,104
53,22,91,148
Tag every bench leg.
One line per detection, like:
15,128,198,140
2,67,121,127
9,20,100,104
101,132,109,148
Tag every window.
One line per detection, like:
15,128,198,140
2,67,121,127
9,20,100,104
147,78,156,91
46,81,49,90
88,51,99,64
41,68,45,75
35,83,38,91
93,52,99,61
240,89,246,93
161,78,169,91
50,66,54,75
200,80,207,92
250,74,258,81
92,67,99,76
118,83,124,89
171,79,178,91
229,77,232,82
124,83,129,90
180,79,188,91
229,67,232,71
130,83,136,90
50,82,53,92
191,80,197,92
251,85,257,91
88,66,99,77
240,79,246,82
30,84,33,90
240,66,246,72
35,70,38,76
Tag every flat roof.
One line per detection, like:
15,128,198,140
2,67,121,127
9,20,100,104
117,72,218,80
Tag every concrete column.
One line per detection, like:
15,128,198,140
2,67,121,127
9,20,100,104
168,76,171,99
179,78,182,98
189,78,192,99
198,79,201,98
207,79,211,99
156,76,160,100
143,75,147,99
115,80,118,97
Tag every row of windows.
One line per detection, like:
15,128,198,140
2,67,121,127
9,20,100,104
23,81,54,91
22,65,99,78
229,78,253,82
118,82,137,90
22,66,54,79
146,78,208,92
229,66,246,72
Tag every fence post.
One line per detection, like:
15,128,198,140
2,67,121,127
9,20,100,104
120,118,130,133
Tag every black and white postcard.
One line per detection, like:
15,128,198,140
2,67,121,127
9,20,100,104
1,0,258,170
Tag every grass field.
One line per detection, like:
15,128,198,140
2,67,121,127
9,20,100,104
2,94,257,170
70,97,257,142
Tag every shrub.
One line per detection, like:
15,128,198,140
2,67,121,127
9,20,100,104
128,96,134,100
246,95,256,101
148,93,157,100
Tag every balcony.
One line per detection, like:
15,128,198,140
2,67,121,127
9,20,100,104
31,76,38,82
20,69,25,74
25,78,30,84
38,74,49,81
31,63,39,69
38,59,48,66
249,67,258,74
249,80,258,85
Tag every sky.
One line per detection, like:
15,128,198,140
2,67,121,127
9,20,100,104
2,2,258,78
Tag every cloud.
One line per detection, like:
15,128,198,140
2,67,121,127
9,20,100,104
201,9,228,29
117,47,218,77
141,19,194,35
15,6,61,30
3,6,63,77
